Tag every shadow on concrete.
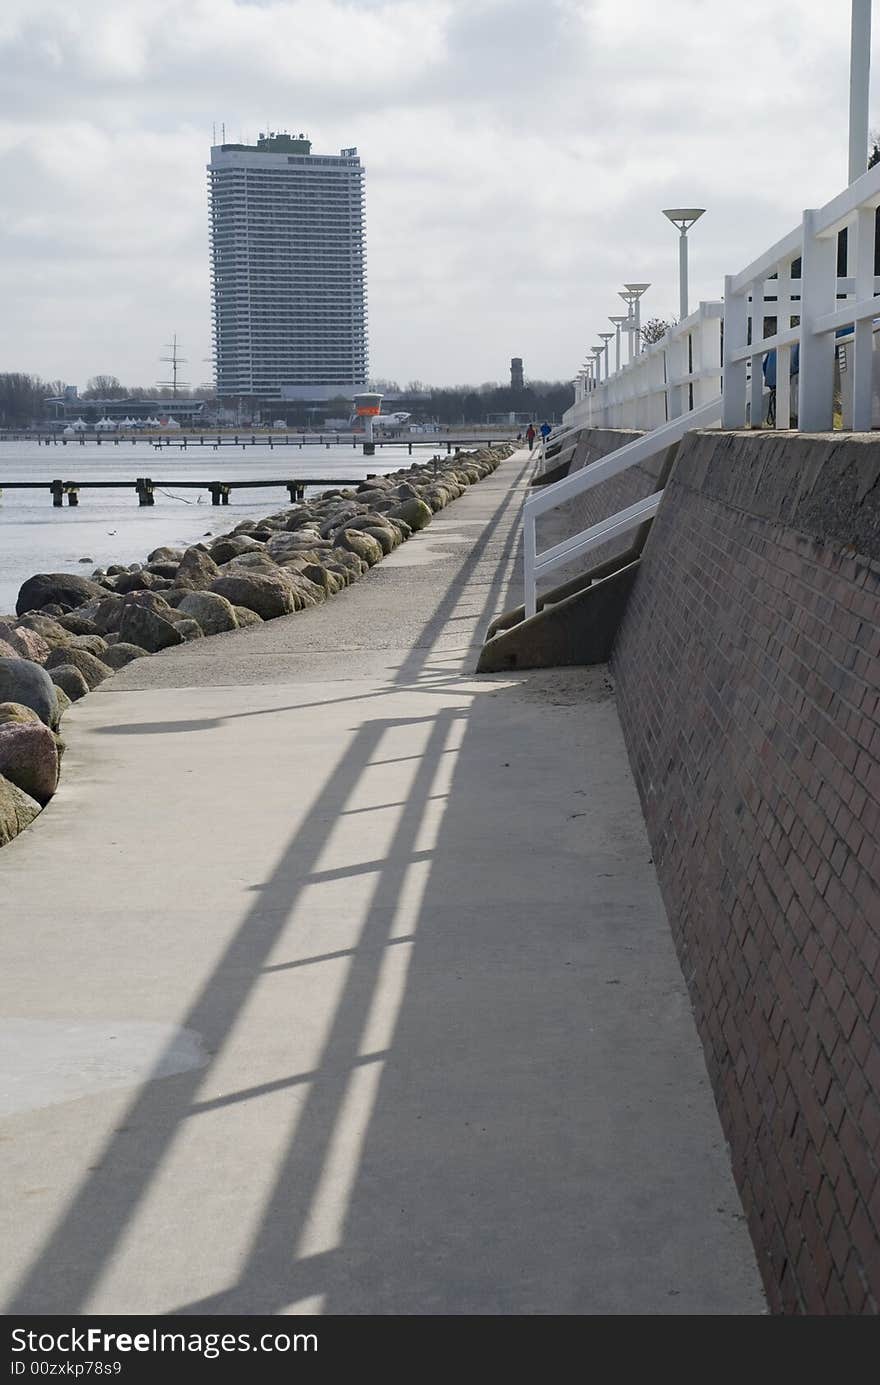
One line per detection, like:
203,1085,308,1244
6,449,759,1314
6,454,545,1314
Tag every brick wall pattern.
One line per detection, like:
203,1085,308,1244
612,430,880,1314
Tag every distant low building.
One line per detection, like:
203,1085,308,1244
45,396,208,425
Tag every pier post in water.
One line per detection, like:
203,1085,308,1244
51,479,64,508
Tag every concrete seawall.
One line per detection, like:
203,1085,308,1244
611,429,880,1313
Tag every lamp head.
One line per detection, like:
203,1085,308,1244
662,208,705,233
623,282,651,297
609,315,628,326
598,332,614,342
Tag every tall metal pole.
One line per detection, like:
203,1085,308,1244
849,0,872,184
679,230,689,320
610,316,627,372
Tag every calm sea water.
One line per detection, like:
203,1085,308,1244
0,439,409,615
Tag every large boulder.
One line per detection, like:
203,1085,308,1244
66,633,109,658
176,546,221,590
285,573,325,609
118,602,184,653
48,665,90,702
0,773,41,847
175,619,204,641
342,520,400,555
44,646,112,690
0,622,50,664
328,548,368,580
15,614,75,649
0,702,41,728
299,563,344,597
335,529,384,566
0,639,20,661
210,572,296,620
0,658,59,728
210,534,266,564
232,606,263,628
0,720,59,805
55,612,101,636
177,591,239,636
113,569,161,595
266,531,330,559
53,686,72,721
79,595,126,634
100,642,148,670
16,572,106,617
147,545,184,564
120,591,174,616
387,497,433,532
224,552,282,574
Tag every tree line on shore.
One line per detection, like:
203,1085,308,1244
0,371,575,427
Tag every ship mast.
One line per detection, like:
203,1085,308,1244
158,334,190,399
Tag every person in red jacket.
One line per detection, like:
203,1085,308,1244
525,423,536,449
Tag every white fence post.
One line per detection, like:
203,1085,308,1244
798,208,838,431
722,275,748,428
749,281,765,426
852,204,875,430
666,328,686,419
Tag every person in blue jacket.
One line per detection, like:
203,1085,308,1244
762,343,799,425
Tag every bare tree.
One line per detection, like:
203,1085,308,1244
640,317,677,345
82,375,127,399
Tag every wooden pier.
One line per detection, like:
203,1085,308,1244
0,476,380,508
17,433,503,455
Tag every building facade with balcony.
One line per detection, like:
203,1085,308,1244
208,133,367,401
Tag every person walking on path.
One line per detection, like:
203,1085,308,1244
539,421,552,443
525,423,536,450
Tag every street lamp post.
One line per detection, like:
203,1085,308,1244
623,283,651,355
618,292,638,361
609,315,628,372
598,334,615,390
662,210,705,321
592,346,605,383
849,0,872,183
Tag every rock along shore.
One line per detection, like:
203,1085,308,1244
0,445,513,847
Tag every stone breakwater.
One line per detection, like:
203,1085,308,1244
0,446,512,848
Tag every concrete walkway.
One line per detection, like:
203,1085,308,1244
0,448,765,1315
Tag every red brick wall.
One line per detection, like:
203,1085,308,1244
612,430,880,1315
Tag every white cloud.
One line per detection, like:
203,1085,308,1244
0,0,873,388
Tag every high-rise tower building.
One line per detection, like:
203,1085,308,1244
208,132,367,400
510,357,524,390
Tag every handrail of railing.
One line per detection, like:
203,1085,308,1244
522,395,722,617
722,159,880,432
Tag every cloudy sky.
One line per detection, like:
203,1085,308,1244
0,0,873,391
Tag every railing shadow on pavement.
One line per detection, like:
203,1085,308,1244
5,453,548,1315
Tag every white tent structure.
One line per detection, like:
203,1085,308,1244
71,418,88,431
62,425,77,436
162,416,181,430
95,417,116,431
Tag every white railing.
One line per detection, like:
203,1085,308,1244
524,158,880,621
723,160,880,431
522,396,722,617
572,302,723,432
